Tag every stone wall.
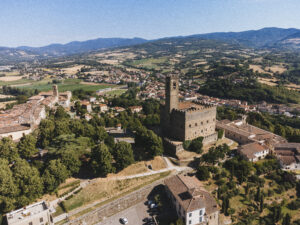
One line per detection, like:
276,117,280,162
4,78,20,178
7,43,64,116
65,180,165,225
163,138,184,155
184,107,217,141
202,132,218,146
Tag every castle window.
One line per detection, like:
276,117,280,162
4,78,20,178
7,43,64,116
201,121,203,125
201,130,203,133
173,82,177,89
195,123,197,126
207,120,209,123
189,124,191,128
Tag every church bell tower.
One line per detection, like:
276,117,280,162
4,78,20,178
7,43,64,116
165,74,179,113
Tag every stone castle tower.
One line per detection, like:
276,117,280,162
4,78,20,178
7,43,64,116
165,74,179,113
53,85,59,97
161,74,218,144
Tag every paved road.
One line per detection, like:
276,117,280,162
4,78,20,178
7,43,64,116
95,201,149,225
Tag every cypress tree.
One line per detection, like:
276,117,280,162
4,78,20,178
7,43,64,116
255,187,261,202
259,195,264,212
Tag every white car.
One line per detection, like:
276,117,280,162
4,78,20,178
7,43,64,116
120,217,128,224
150,203,157,209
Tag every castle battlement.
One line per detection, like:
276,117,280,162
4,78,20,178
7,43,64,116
161,74,217,143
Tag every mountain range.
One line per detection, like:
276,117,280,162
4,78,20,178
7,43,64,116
1,27,300,63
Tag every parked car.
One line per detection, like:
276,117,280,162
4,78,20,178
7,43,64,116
150,203,157,209
147,200,154,206
120,217,128,224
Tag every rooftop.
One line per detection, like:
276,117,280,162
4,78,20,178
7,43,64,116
238,142,268,159
164,175,218,214
6,201,49,224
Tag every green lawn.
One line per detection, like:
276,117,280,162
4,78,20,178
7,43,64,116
127,57,168,70
105,89,127,97
18,79,114,92
0,78,33,86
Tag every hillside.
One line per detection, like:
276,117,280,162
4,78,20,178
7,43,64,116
275,32,300,49
0,37,148,64
191,27,300,48
1,27,300,64
17,37,148,56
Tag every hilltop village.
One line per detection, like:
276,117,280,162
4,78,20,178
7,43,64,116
0,32,300,225
0,72,298,225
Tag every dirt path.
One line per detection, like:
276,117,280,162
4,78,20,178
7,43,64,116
52,157,191,223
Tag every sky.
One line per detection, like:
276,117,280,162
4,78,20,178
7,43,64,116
0,0,300,47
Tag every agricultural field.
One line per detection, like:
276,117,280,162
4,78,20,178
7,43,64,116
19,79,115,92
126,57,169,70
104,89,127,97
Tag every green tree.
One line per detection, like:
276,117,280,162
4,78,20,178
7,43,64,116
274,124,286,137
60,150,81,175
90,143,115,177
196,165,210,181
55,106,70,119
12,159,43,205
38,119,55,148
17,134,38,159
55,119,70,136
94,126,108,143
0,159,18,198
255,187,261,202
114,142,135,171
260,195,264,212
0,137,19,163
43,159,69,192
147,130,163,157
282,213,291,225
189,137,203,154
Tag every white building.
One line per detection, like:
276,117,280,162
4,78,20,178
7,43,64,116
238,142,269,162
275,143,300,170
99,104,108,112
6,201,53,225
165,175,219,225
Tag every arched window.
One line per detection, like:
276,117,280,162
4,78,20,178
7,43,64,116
173,82,177,89
195,123,198,126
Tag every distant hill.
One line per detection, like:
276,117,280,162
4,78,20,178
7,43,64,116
189,27,300,48
274,31,300,49
17,37,148,56
1,27,300,64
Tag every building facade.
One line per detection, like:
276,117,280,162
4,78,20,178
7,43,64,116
161,75,217,144
275,143,300,170
165,175,219,225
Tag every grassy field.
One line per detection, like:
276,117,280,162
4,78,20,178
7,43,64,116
57,171,171,219
128,57,168,70
0,78,33,86
19,79,114,92
105,89,126,97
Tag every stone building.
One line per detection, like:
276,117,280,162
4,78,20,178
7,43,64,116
0,85,72,141
165,175,219,225
274,143,300,170
6,201,53,225
238,142,269,162
161,75,218,145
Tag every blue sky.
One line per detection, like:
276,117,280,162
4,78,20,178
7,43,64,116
0,0,299,47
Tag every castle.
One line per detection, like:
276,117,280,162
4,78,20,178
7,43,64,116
161,75,218,148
